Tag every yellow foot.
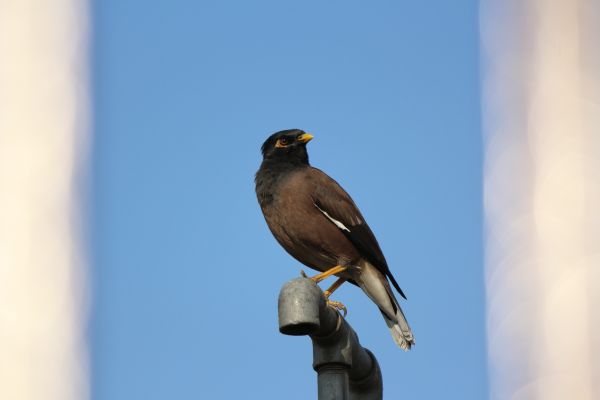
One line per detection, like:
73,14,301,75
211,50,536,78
327,300,347,317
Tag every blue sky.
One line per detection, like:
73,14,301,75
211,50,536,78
91,1,485,398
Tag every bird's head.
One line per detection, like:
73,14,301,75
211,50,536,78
260,129,314,165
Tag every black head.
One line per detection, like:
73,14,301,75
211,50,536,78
260,129,314,165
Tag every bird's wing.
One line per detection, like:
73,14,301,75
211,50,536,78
309,168,407,299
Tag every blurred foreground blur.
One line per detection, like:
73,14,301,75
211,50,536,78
0,1,90,400
482,0,600,399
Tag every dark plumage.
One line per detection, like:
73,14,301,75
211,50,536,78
255,129,414,350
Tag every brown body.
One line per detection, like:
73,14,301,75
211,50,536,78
259,167,361,280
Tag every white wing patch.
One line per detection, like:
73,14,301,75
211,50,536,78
314,203,351,232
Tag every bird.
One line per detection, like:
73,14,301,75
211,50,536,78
255,129,415,350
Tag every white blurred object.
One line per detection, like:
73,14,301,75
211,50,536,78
0,1,90,400
482,0,600,399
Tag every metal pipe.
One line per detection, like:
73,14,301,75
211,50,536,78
278,277,383,400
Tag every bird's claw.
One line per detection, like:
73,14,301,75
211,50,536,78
327,300,347,317
300,270,308,278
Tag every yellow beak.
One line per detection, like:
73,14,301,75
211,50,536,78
297,133,314,143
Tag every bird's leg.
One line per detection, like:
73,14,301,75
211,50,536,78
310,265,347,283
323,277,345,298
308,266,349,316
323,277,347,317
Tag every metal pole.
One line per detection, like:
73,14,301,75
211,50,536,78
278,277,383,400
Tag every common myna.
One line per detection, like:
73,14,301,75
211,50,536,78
255,129,415,350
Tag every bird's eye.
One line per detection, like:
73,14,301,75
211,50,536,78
276,137,291,148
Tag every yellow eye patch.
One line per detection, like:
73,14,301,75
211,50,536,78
275,137,291,148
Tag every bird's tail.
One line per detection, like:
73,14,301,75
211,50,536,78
356,261,415,350
381,301,415,351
